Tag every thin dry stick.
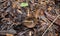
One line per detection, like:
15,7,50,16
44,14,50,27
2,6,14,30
42,15,60,36
29,31,32,36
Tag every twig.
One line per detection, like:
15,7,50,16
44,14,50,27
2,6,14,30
42,14,60,36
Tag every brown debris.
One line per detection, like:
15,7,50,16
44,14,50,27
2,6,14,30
0,0,60,36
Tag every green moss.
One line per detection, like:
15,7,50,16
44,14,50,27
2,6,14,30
20,2,28,7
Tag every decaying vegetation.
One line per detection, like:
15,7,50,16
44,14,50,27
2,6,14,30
0,0,60,36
